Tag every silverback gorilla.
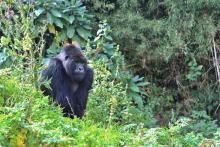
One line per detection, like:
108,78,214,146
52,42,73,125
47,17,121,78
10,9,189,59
40,44,93,118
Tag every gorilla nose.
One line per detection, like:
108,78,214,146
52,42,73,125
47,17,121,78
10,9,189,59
76,64,84,72
78,66,84,71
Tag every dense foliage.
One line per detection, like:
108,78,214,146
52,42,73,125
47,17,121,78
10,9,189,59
0,0,220,146
85,0,220,125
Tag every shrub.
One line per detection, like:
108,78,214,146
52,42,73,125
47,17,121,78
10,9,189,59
0,72,126,146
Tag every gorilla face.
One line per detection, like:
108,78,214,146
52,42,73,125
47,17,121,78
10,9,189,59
64,58,86,82
57,44,88,82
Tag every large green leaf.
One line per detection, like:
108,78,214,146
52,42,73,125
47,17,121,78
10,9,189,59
0,52,7,63
0,51,12,69
46,13,53,24
132,75,144,82
83,25,92,30
69,16,75,24
76,28,91,40
72,35,81,43
35,8,45,17
76,16,86,22
67,27,75,38
75,0,82,7
136,82,150,86
129,84,140,93
63,15,75,24
48,24,56,34
130,93,144,109
54,18,63,28
50,9,62,18
60,30,66,41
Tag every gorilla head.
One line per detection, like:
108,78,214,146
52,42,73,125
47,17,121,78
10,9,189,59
40,44,94,118
57,44,88,82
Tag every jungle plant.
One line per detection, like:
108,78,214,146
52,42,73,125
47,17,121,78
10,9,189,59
33,0,92,41
86,22,155,126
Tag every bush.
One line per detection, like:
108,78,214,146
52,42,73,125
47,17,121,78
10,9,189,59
0,71,127,146
1,66,218,146
86,22,156,127
85,0,220,124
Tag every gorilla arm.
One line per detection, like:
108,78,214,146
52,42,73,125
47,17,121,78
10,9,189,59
40,58,66,99
40,60,55,96
73,67,94,118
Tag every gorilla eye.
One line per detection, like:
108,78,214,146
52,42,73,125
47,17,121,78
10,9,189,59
65,56,69,60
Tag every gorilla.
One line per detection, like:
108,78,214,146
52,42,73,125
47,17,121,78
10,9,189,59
40,44,94,118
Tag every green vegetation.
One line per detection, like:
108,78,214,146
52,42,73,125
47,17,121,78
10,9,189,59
85,0,220,124
0,0,220,146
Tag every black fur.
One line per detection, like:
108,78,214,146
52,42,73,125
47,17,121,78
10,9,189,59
40,44,93,118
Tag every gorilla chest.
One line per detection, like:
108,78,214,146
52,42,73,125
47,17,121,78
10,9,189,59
70,82,79,93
